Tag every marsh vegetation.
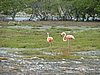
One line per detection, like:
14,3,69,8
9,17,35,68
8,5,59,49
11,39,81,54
0,21,100,75
0,21,100,59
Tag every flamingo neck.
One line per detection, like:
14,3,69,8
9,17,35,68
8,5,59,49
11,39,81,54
63,33,67,41
47,33,49,37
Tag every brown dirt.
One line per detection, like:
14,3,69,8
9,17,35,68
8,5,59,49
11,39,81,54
33,21,100,26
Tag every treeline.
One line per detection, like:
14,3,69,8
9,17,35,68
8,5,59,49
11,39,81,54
0,0,100,21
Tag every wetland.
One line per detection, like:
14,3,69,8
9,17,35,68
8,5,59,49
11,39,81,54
0,21,100,75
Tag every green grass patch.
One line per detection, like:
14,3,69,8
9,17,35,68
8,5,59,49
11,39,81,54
0,27,100,50
38,55,81,60
0,21,100,60
0,57,8,60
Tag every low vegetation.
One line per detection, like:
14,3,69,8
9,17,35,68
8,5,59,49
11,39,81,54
0,21,100,60
0,57,8,61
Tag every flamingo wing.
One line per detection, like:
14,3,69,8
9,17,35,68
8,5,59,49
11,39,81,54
66,35,75,39
47,37,53,42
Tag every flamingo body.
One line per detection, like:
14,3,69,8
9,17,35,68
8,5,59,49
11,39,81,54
47,32,53,43
61,32,75,51
47,37,53,42
66,35,75,40
61,32,75,41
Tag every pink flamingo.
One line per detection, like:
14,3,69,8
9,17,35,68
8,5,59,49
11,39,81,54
47,32,53,47
61,32,75,50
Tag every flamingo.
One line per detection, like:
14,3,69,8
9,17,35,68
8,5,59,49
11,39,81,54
61,32,75,50
47,32,53,47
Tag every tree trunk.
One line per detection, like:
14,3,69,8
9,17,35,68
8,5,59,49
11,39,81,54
75,10,79,21
11,9,17,21
92,14,95,21
82,14,85,21
12,12,16,21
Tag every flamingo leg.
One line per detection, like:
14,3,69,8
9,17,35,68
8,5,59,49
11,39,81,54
49,42,51,48
67,39,71,52
49,42,53,53
67,39,69,51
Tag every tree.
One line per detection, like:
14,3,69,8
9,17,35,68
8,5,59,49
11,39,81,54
0,0,26,20
72,0,100,21
1,0,100,21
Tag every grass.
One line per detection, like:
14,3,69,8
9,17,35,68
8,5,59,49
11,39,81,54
74,29,100,51
0,21,100,60
0,57,8,61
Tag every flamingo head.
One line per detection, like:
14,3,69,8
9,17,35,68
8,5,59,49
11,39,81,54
47,32,49,35
61,32,66,36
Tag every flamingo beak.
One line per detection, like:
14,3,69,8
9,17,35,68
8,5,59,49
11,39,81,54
60,33,63,37
61,35,63,37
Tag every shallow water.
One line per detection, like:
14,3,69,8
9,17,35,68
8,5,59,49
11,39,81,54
0,48,100,75
7,17,30,21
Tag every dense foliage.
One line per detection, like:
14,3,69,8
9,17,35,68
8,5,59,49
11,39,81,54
0,0,100,21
